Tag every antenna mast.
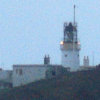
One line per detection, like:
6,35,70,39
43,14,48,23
74,5,76,25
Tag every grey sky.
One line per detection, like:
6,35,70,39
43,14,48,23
0,0,100,69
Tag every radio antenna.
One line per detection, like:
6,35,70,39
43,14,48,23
74,5,76,25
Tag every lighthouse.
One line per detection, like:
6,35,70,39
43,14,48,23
60,5,81,71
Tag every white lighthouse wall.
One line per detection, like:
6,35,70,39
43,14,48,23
13,66,49,87
61,50,80,71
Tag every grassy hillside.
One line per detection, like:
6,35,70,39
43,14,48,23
0,67,100,100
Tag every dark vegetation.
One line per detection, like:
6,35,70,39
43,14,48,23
0,65,100,100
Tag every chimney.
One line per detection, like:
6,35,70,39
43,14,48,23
83,56,89,67
44,55,50,65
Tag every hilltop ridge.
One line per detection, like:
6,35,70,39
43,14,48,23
0,66,100,100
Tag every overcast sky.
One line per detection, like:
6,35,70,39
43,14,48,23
0,0,100,69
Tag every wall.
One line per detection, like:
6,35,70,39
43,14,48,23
0,70,12,83
61,50,80,71
13,65,49,87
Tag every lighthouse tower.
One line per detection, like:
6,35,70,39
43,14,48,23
60,5,81,71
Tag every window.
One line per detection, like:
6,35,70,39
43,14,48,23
16,69,18,74
78,54,79,57
19,69,23,75
52,71,56,76
65,54,67,57
16,69,23,75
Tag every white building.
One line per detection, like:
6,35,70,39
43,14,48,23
13,64,50,87
12,64,63,87
60,6,81,71
60,22,80,71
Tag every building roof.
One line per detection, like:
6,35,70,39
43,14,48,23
13,64,63,68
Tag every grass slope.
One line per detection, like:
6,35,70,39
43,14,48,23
0,68,100,100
